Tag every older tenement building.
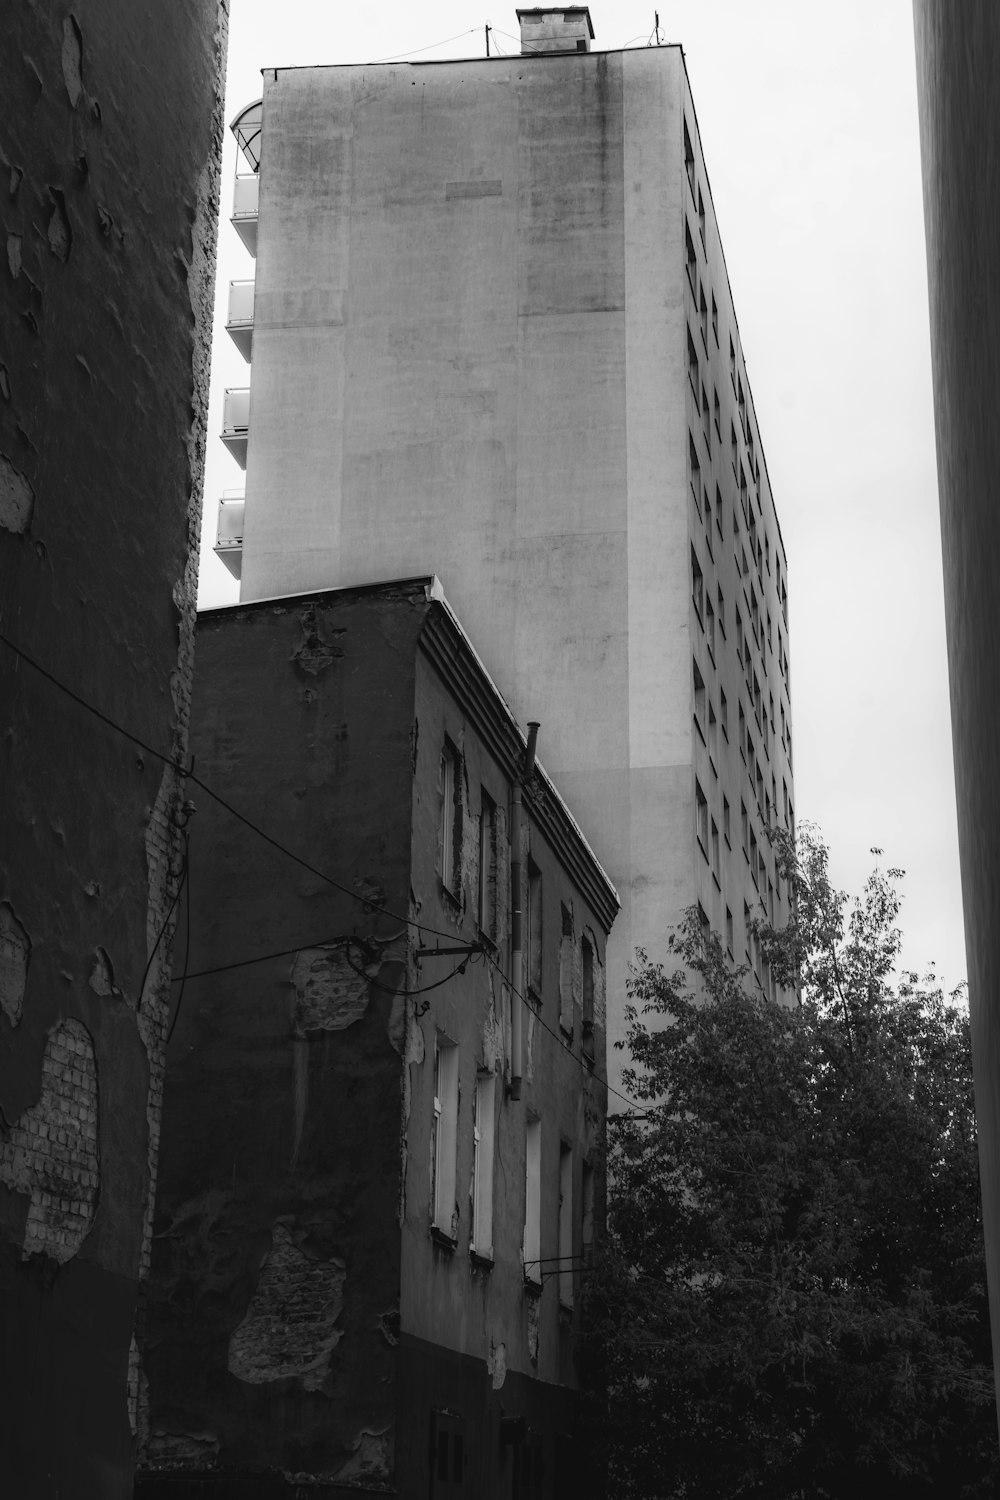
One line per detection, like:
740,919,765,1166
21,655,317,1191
138,577,617,1497
213,8,793,1089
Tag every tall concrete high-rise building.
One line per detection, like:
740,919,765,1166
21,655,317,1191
913,0,1000,1433
216,7,795,1083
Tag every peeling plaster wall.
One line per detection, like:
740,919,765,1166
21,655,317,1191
139,588,426,1488
0,4,226,1496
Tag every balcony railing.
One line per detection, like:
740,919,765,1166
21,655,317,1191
221,387,250,469
232,173,258,255
226,278,255,361
214,492,245,580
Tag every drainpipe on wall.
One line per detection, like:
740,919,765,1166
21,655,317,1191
509,721,539,1102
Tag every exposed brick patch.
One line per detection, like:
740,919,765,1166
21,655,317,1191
334,1426,393,1485
145,1428,220,1470
0,1017,99,1262
291,946,370,1034
228,1224,346,1392
0,901,30,1025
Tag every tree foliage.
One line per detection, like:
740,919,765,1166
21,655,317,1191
587,826,996,1499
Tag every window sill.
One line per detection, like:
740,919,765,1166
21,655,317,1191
523,1274,543,1298
439,881,462,912
470,1248,494,1271
431,1225,458,1252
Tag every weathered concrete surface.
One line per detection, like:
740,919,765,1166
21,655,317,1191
0,2,226,1493
236,45,794,1087
913,0,1000,1436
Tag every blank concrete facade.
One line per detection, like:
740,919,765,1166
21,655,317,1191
222,21,794,1086
913,0,1000,1435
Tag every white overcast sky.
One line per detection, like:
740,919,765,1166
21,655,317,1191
199,0,965,992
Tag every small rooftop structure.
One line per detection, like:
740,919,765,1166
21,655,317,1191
516,6,595,54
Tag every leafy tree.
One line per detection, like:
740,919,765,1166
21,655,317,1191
586,826,996,1499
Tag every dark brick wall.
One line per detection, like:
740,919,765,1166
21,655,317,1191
0,2,226,1494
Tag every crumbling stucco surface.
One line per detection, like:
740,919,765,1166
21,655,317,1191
0,452,33,533
0,1017,99,1262
228,1224,346,1391
488,1338,507,1390
0,902,30,1025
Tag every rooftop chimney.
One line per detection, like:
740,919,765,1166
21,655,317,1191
516,7,595,56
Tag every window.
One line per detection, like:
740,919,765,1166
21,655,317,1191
478,791,496,940
524,1118,542,1286
472,1073,496,1259
719,688,728,741
440,742,462,897
711,817,720,878
782,779,789,825
581,1161,595,1266
559,1144,574,1307
726,906,734,957
767,611,773,651
738,701,746,755
707,699,718,762
696,779,708,853
701,384,711,451
559,903,574,1035
527,859,543,997
698,185,706,247
581,936,595,1058
693,658,706,732
699,285,708,347
717,582,725,636
723,795,731,845
730,421,738,474
432,1038,459,1240
741,800,749,857
684,117,695,195
711,291,718,344
689,432,701,509
685,220,697,286
691,547,704,620
738,374,746,430
729,335,736,385
704,486,713,535
430,1410,466,1498
705,595,715,656
687,327,699,394
713,388,721,439
750,829,758,885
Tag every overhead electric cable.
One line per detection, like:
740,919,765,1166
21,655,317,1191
370,28,480,64
0,627,652,1112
